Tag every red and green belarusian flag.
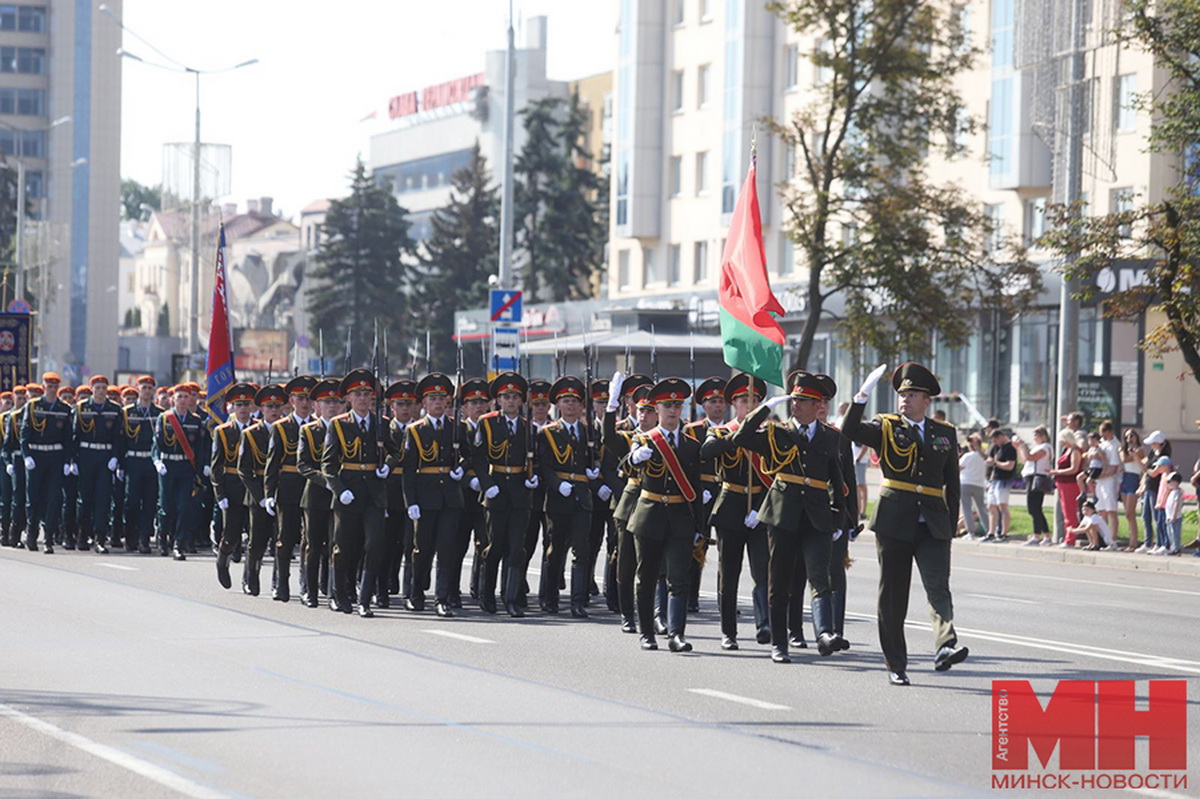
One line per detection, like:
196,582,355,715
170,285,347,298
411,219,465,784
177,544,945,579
719,163,786,386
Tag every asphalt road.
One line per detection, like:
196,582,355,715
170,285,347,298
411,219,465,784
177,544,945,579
2,538,1198,798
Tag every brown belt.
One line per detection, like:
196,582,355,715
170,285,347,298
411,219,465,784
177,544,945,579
418,466,451,475
881,478,945,498
721,481,765,495
340,463,379,473
281,465,299,474
224,466,238,475
774,473,829,490
700,474,720,483
490,465,526,475
555,471,589,483
641,490,689,505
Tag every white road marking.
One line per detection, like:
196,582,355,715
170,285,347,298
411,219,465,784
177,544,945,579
963,593,1038,604
0,702,228,799
688,689,791,711
957,565,1200,597
422,629,495,644
96,563,138,571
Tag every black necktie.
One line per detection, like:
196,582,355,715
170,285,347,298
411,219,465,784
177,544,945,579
569,424,577,442
359,417,367,434
509,419,517,436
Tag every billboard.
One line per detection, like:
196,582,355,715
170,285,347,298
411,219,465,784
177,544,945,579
0,312,32,391
233,328,288,372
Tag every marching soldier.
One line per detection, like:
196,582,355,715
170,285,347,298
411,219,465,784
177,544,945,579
297,378,341,608
840,362,968,686
153,384,209,560
402,372,468,617
472,372,538,616
20,378,73,553
457,378,490,607
700,373,771,650
238,385,284,595
537,376,599,617
684,376,727,611
615,374,653,431
212,383,257,589
266,375,317,602
73,376,123,553
624,377,704,652
110,385,140,551
121,376,162,554
731,371,847,664
603,380,657,633
57,385,80,549
381,379,418,607
518,379,551,610
0,390,12,547
587,380,618,608
322,369,390,617
3,385,29,548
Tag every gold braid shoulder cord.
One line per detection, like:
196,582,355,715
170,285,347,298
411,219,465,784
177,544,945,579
543,425,574,467
630,433,666,479
245,427,269,468
333,418,363,461
409,422,437,464
218,426,238,464
76,404,95,435
28,401,48,435
274,420,298,457
879,415,918,476
761,422,798,476
484,417,510,460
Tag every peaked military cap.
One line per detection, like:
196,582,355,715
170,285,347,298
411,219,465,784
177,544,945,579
813,373,837,400
417,372,454,398
550,376,585,403
633,385,654,409
695,376,727,404
620,373,653,399
590,379,610,402
490,372,528,399
341,369,378,396
725,373,767,403
227,383,257,404
255,384,288,406
310,378,342,401
892,362,941,396
649,377,691,404
459,378,490,403
285,375,318,397
385,379,417,402
528,379,552,403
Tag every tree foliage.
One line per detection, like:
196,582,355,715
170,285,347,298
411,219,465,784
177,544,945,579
121,178,161,221
306,159,414,367
1040,0,1200,381
767,0,1040,368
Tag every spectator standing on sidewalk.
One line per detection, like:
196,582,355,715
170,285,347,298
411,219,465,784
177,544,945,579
1094,421,1122,542
1162,472,1184,556
1119,429,1144,551
1151,455,1175,554
1051,430,1083,547
984,429,1017,542
958,434,987,539
1015,426,1053,546
1136,432,1170,552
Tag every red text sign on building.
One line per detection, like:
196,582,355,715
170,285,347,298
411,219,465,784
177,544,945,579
993,680,1187,771
388,73,484,119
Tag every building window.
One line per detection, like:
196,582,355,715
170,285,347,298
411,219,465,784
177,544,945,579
671,69,684,113
699,0,713,22
1115,73,1137,131
693,241,708,284
0,87,45,116
1024,197,1047,244
669,155,682,197
780,237,795,276
668,244,682,286
672,0,684,26
0,129,44,158
0,46,46,74
1111,187,1134,238
988,77,1013,177
695,151,709,194
785,43,799,89
784,142,797,181
1,6,46,31
813,38,833,86
841,223,858,248
697,63,711,108
643,247,658,286
991,0,1014,69
618,250,631,289
984,203,1005,253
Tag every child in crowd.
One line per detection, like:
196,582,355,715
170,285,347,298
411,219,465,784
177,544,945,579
1152,455,1174,554
1068,499,1112,551
1077,432,1104,501
1160,472,1184,556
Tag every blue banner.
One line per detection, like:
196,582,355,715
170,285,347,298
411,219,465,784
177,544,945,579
0,312,32,391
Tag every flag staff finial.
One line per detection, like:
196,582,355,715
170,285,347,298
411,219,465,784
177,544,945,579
750,123,758,168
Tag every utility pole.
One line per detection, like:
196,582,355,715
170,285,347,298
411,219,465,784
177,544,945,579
188,69,202,362
497,0,516,290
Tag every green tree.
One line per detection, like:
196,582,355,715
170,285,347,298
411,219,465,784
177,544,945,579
306,159,414,366
514,93,607,302
768,0,1040,368
1041,0,1200,381
121,178,161,221
416,143,499,371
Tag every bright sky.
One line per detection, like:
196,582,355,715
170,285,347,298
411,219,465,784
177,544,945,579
118,0,618,221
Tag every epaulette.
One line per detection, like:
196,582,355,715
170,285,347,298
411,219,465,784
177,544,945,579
480,410,500,420
332,412,352,423
684,419,708,431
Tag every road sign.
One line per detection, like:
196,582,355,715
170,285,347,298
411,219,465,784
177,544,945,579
489,289,523,324
308,357,336,374
492,326,520,372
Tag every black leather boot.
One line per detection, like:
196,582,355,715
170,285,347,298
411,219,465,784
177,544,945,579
831,590,850,650
667,596,692,652
812,594,837,656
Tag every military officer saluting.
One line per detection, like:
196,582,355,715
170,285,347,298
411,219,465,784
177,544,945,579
732,371,847,664
266,375,317,602
20,376,73,554
297,377,342,608
212,383,257,589
120,375,162,554
73,375,123,553
840,362,968,686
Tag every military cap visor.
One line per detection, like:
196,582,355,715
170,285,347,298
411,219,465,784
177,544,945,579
285,375,318,397
892,362,941,396
341,369,378,396
459,378,491,403
649,378,691,404
490,372,528,399
695,377,727,404
633,385,654,408
385,380,418,402
550,376,586,402
310,378,342,401
725,373,766,403
227,383,257,404
787,371,824,400
590,380,610,402
417,372,454,398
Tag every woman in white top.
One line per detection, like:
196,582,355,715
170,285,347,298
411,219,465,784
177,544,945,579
958,433,988,539
1119,428,1144,551
1015,426,1053,545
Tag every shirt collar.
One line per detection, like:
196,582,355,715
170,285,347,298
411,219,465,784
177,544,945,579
354,412,370,426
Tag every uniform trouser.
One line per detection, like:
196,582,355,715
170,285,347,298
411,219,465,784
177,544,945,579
0,459,11,537
302,504,332,598
716,522,770,639
8,460,26,541
111,472,127,547
451,509,482,601
246,503,273,563
541,511,591,609
614,517,637,620
196,484,213,549
275,501,303,561
518,509,543,602
158,465,196,551
876,524,957,673
218,502,248,556
634,533,692,636
587,505,610,593
124,460,157,548
61,473,79,545
77,450,115,543
382,508,404,595
331,506,386,606
482,505,531,606
400,515,415,598
767,521,832,648
26,451,65,546
829,530,849,634
412,508,461,604
603,512,620,609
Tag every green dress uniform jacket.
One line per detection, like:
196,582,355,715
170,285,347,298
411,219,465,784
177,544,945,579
400,416,469,511
322,412,388,511
537,420,595,515
625,426,703,541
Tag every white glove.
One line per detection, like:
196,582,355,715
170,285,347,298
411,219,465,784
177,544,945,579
484,484,500,500
833,528,844,541
4,463,12,476
597,484,613,502
407,504,421,520
607,371,624,412
339,489,355,505
218,498,229,511
107,457,118,472
631,445,653,464
744,510,759,528
855,363,889,403
469,476,481,492
116,468,124,481
375,464,390,479
154,460,167,476
72,462,80,476
524,476,539,489
558,480,573,497
63,463,72,476
702,489,712,504
384,510,389,519
586,467,600,480
263,497,277,516
23,455,34,471
765,395,791,411
449,466,463,482
203,465,212,478
693,532,705,547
